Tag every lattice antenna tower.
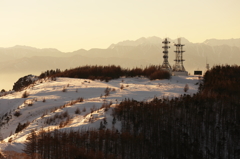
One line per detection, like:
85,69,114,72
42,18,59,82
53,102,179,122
162,38,172,71
173,38,186,71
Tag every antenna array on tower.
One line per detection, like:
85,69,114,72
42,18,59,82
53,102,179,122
161,38,172,71
161,38,188,76
173,38,186,72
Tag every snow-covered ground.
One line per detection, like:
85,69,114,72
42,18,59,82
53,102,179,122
0,76,200,152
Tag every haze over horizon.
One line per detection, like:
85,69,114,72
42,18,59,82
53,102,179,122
1,0,240,52
1,0,240,90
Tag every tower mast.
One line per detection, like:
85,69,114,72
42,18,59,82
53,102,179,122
173,38,186,71
162,38,172,71
172,38,188,76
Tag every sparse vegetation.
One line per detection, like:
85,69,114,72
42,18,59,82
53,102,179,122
62,87,67,92
104,87,111,96
8,138,12,143
45,111,70,126
28,102,33,106
22,91,29,98
75,108,81,114
120,84,124,90
184,83,189,92
59,116,72,128
15,121,30,133
13,75,37,91
0,133,3,142
14,111,21,117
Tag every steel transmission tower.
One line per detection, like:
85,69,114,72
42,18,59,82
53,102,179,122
173,38,186,72
162,38,172,71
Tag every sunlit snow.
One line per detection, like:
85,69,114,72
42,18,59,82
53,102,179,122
0,76,199,152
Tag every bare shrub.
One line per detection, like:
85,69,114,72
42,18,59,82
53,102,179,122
75,108,81,114
62,87,67,92
15,121,30,133
104,87,111,96
120,84,124,90
51,76,57,81
8,138,12,143
22,91,29,98
101,102,111,112
184,84,189,92
28,101,33,106
59,117,72,128
111,88,116,92
14,111,21,117
62,111,69,118
78,97,84,102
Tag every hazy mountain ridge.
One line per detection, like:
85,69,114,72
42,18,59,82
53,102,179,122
203,38,240,47
0,37,239,90
0,45,64,60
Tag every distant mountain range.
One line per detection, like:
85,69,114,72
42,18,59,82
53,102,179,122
203,38,240,48
0,37,240,89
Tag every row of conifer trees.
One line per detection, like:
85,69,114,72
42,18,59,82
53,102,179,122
39,65,171,81
14,65,170,91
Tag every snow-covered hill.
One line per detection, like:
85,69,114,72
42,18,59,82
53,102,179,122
0,76,199,152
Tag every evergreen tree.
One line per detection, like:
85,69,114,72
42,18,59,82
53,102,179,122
23,130,38,159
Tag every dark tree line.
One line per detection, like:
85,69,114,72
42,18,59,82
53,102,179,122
13,75,37,91
15,121,30,133
24,129,118,159
13,65,170,92
47,65,170,81
23,65,240,159
111,95,240,159
39,69,61,79
199,65,240,97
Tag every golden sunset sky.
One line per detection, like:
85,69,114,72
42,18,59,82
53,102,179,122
1,0,239,52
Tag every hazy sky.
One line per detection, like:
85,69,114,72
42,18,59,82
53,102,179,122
1,0,239,52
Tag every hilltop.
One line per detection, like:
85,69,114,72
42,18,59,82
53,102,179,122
0,65,240,158
0,75,199,153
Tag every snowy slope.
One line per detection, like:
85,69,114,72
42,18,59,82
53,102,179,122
0,76,199,152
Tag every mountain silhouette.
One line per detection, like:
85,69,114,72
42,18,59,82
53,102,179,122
0,37,239,89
